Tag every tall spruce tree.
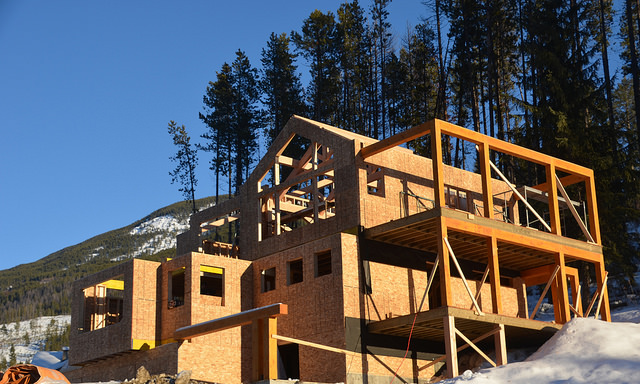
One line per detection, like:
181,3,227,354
260,32,306,146
337,0,371,134
167,121,198,215
199,63,234,204
371,0,393,139
399,22,439,155
230,50,262,192
292,10,341,125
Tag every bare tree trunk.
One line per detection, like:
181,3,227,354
599,0,617,157
625,0,640,148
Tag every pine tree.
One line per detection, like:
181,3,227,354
292,10,341,125
167,121,198,215
230,50,262,192
621,0,640,149
370,0,393,139
400,22,439,155
337,0,371,134
8,344,16,366
199,63,234,205
260,32,306,146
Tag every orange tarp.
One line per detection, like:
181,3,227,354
0,365,69,384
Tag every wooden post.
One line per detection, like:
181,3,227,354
443,315,458,378
494,324,507,366
252,317,279,381
478,142,494,219
585,172,602,244
431,121,445,209
436,217,453,307
312,142,319,223
568,275,583,316
554,253,571,324
546,163,561,235
595,261,611,321
274,159,281,236
487,236,502,314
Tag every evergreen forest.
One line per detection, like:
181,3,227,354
189,0,640,285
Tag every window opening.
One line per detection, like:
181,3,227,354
262,267,276,292
366,164,385,196
278,343,300,379
81,275,124,332
169,268,185,308
315,250,332,277
200,265,224,298
288,259,303,285
258,136,336,241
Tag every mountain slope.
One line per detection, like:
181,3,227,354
0,196,218,324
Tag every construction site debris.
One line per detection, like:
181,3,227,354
0,365,70,384
122,367,205,384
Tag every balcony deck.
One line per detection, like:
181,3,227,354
368,306,562,349
362,207,603,272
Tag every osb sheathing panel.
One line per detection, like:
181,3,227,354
243,134,362,261
69,259,160,365
340,233,438,382
156,252,252,383
252,233,347,383
158,252,252,342
448,277,524,317
359,146,515,230
65,343,179,383
177,328,250,383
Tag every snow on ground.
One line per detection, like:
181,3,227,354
0,315,70,365
438,305,640,384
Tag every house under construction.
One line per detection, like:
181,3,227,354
66,116,610,384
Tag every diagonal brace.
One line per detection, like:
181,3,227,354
444,237,484,315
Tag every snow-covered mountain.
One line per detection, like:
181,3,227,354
0,196,218,325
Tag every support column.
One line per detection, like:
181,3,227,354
555,252,571,324
431,121,445,209
252,317,278,381
595,261,611,321
436,217,453,307
443,315,458,378
312,142,319,223
487,236,502,314
274,159,281,236
568,273,583,316
494,324,507,366
585,172,602,244
478,142,494,219
545,163,561,235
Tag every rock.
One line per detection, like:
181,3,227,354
175,370,192,384
136,366,151,383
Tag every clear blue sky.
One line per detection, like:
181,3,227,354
0,1,428,270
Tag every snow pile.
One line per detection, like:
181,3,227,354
31,350,67,370
439,312,640,384
0,315,70,365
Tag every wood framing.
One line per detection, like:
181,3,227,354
69,116,609,384
173,303,287,340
